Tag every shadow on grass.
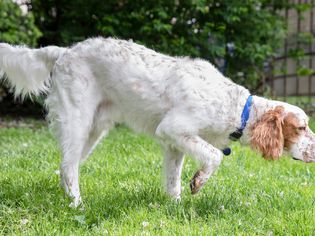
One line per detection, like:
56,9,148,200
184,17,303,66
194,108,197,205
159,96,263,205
0,173,245,230
81,183,243,226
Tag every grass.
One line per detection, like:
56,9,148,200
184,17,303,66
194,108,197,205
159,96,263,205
0,119,315,235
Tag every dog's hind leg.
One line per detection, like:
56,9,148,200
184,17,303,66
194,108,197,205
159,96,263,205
80,100,114,163
56,115,90,207
47,80,101,208
58,99,114,207
58,108,95,208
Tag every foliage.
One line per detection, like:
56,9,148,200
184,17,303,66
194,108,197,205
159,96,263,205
0,0,41,46
0,0,42,106
0,123,315,234
30,0,289,89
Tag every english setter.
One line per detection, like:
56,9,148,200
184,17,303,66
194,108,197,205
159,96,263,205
0,38,314,207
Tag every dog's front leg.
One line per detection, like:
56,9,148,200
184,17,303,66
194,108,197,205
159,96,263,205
178,135,223,194
162,146,184,200
157,125,223,195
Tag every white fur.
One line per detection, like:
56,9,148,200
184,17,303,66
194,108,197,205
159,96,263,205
0,43,66,97
0,37,313,207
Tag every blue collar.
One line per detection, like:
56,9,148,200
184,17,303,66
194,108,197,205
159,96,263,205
240,95,253,130
229,95,253,141
223,95,253,156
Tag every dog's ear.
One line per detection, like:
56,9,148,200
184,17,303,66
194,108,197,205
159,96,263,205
250,106,284,160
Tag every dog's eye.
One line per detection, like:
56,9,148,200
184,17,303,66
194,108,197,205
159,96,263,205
298,126,306,131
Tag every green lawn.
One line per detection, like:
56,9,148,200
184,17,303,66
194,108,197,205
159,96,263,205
0,120,315,235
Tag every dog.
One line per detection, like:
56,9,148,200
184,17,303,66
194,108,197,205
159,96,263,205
0,37,314,207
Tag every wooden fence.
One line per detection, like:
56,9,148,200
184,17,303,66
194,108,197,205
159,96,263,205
269,0,315,114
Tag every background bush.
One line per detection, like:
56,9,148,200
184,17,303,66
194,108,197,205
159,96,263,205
0,0,41,46
1,0,291,116
0,0,42,117
31,0,288,89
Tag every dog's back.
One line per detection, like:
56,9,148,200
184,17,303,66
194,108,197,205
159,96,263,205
0,37,245,135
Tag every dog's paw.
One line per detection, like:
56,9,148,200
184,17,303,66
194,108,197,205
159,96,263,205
69,197,83,209
190,170,207,195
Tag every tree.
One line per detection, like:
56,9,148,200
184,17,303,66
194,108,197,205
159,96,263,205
30,0,289,90
0,0,42,117
0,0,41,46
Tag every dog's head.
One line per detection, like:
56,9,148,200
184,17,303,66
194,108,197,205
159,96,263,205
250,104,315,162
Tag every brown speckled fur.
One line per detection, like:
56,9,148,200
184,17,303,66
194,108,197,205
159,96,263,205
250,106,284,159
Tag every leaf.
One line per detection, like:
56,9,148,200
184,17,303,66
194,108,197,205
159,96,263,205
297,67,314,76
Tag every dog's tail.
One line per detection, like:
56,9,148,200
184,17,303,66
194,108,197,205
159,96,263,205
0,43,67,98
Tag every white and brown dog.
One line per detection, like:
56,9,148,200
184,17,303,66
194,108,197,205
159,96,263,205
0,38,314,207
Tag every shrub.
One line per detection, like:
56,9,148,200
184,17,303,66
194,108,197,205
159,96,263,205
31,0,289,89
0,0,41,46
0,0,42,112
